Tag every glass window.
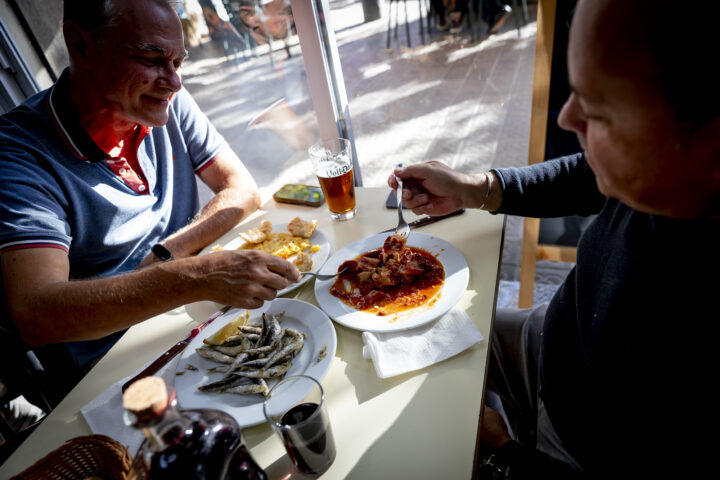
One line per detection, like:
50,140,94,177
184,0,343,203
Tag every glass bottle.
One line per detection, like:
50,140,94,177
123,376,267,480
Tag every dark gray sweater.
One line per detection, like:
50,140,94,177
493,154,720,477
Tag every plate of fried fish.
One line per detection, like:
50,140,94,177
202,217,330,296
174,298,336,427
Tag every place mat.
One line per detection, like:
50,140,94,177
361,306,485,378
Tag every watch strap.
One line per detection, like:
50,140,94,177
151,243,173,261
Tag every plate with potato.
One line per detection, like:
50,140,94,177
202,217,330,296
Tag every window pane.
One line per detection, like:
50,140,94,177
332,1,537,185
183,0,322,202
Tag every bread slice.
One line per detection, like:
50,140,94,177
239,219,273,243
287,217,317,238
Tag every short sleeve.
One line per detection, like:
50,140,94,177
170,87,227,173
0,148,71,253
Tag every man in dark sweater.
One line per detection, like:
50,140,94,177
389,0,720,477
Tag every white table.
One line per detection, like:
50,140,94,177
0,187,505,479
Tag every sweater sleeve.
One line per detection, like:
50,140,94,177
492,153,606,218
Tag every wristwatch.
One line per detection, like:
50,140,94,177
151,243,174,262
478,453,512,480
478,441,524,480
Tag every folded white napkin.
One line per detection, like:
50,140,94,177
362,306,485,379
80,356,180,455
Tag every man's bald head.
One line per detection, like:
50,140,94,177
64,0,177,39
573,0,720,125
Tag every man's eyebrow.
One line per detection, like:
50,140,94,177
128,42,189,60
569,82,600,103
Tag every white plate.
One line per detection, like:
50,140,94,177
174,298,336,428
314,233,469,332
200,222,330,296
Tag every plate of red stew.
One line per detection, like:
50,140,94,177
314,233,469,332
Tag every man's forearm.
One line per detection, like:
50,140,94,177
162,186,260,258
11,259,204,345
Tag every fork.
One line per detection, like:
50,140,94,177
300,266,349,281
394,163,410,238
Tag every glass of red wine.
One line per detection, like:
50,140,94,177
263,375,336,476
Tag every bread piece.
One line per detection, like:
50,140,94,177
239,220,273,243
287,217,317,238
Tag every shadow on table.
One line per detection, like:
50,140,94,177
333,322,411,404
342,352,482,479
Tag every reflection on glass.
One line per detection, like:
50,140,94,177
183,0,322,200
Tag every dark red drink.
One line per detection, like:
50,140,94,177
279,402,336,476
147,410,267,480
124,376,267,480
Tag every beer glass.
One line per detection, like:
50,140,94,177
309,138,356,220
263,375,336,476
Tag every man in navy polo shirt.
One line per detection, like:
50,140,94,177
0,0,300,383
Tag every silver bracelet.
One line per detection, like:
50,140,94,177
478,171,493,210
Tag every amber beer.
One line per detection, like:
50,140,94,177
310,138,356,220
316,163,355,217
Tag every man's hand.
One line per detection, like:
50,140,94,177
387,161,496,215
480,404,513,449
195,249,301,309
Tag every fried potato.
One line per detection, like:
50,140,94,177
292,251,313,272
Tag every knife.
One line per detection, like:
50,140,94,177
379,208,466,233
121,305,232,392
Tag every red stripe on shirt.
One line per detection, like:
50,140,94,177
0,243,69,254
195,157,217,174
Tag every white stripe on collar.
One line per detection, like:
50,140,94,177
48,83,85,159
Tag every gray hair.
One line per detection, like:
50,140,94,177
63,0,179,40
63,0,119,39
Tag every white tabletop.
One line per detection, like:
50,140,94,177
0,187,505,479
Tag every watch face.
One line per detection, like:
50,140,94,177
152,243,173,261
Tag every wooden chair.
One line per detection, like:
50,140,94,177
519,0,561,308
519,0,588,308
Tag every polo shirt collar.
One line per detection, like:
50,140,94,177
46,69,112,163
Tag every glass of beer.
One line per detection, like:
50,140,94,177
309,138,356,220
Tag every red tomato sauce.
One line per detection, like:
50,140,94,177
329,237,445,316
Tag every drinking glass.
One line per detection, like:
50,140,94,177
263,375,336,476
309,138,356,220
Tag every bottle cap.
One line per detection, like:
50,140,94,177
123,376,169,423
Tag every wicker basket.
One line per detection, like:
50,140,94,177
11,434,131,480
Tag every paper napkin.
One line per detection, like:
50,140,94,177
361,307,485,379
80,357,180,455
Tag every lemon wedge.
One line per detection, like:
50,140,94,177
203,311,250,345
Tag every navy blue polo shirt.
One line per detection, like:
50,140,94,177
0,69,226,365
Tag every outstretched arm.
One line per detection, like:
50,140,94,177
2,246,300,346
387,161,503,215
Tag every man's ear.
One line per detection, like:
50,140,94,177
63,21,92,67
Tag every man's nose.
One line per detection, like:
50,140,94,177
558,92,585,135
159,64,182,92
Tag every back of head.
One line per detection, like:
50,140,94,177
583,0,720,127
646,0,720,126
